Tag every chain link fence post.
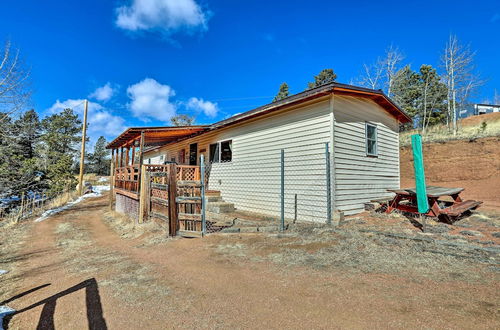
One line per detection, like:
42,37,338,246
280,149,285,232
325,142,332,225
200,154,206,235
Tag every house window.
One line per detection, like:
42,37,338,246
209,143,219,163
220,140,232,162
209,140,232,163
366,123,378,156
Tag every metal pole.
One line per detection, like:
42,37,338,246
325,142,332,225
200,154,206,235
78,99,88,196
280,149,285,232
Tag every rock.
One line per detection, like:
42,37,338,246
459,230,483,237
492,232,500,238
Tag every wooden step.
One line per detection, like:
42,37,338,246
205,190,221,197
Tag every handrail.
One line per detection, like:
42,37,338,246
114,164,203,193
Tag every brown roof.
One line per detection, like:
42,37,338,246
106,126,208,149
107,83,410,149
211,82,410,130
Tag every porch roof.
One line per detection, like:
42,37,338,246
106,125,209,149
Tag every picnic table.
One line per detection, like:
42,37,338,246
384,186,482,223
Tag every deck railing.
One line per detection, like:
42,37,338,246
114,164,202,195
114,165,140,193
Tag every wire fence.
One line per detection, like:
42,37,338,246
203,141,333,231
0,187,77,224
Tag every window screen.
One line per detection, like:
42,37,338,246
366,123,377,156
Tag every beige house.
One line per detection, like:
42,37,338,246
127,83,410,221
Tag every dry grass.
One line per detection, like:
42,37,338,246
212,223,499,282
0,221,32,303
102,211,170,246
400,114,500,146
54,221,170,303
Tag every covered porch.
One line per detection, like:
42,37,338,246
106,125,208,200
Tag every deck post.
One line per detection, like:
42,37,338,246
109,149,115,211
325,142,332,225
168,163,178,236
131,145,136,165
125,147,130,166
280,149,285,232
200,154,206,235
139,164,149,224
137,131,145,199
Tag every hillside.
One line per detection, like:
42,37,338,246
400,112,500,146
400,136,500,210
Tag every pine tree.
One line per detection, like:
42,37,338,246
41,108,82,193
88,136,110,175
307,69,337,89
13,110,41,159
273,83,290,102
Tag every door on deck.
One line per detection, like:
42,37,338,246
189,143,198,166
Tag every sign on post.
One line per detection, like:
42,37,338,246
411,134,429,214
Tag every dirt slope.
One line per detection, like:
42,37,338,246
400,136,500,209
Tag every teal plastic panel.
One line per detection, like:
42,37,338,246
411,134,429,214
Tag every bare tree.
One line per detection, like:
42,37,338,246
441,35,483,134
0,40,32,122
357,45,404,95
384,45,405,97
358,61,384,90
494,89,500,105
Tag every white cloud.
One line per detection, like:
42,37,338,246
186,97,218,117
126,78,177,122
47,99,127,146
89,82,116,102
115,0,209,36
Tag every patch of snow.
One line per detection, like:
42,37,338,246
98,177,109,182
0,270,8,275
34,185,111,223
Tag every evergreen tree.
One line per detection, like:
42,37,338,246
391,65,421,129
41,108,82,157
273,82,290,102
391,65,447,131
88,136,110,175
417,65,447,132
40,108,82,193
307,69,337,89
13,110,41,159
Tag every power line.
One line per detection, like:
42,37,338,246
211,95,273,102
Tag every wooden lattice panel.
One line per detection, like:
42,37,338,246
151,188,168,200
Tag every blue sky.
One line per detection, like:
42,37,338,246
1,0,499,145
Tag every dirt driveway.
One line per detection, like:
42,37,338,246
1,194,499,329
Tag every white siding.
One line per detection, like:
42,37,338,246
143,94,401,221
145,98,332,222
333,95,400,215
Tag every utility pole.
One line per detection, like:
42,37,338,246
78,99,88,196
